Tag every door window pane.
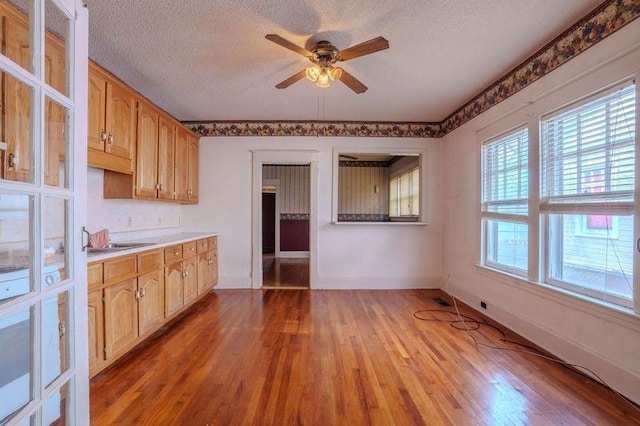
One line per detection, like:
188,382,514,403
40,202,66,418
43,380,70,425
43,196,67,282
2,74,34,184
0,305,33,423
44,291,69,387
44,98,69,188
45,0,69,96
1,0,33,74
0,193,33,304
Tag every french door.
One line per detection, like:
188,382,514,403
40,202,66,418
0,0,88,424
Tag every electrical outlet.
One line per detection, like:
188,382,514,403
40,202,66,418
480,301,487,310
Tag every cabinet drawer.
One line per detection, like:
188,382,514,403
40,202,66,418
183,241,197,258
196,238,209,254
87,263,103,291
103,255,137,284
208,236,217,251
164,245,183,264
137,249,162,274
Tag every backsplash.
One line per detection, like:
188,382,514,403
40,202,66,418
87,167,183,241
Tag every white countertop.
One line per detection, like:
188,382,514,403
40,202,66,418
87,232,218,263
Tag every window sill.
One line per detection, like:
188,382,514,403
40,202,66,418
474,264,640,331
331,221,429,226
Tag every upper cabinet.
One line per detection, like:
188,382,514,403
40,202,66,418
88,63,136,174
187,134,199,203
91,62,199,204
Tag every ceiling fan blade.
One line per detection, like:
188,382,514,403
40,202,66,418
275,70,307,89
338,36,389,61
265,34,311,57
339,154,359,160
336,68,368,94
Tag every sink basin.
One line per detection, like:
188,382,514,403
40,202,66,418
87,242,156,254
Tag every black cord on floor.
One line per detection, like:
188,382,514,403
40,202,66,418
413,305,640,415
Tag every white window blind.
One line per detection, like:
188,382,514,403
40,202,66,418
540,83,636,308
541,84,635,212
481,127,529,274
482,128,529,216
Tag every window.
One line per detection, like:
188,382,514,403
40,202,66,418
481,128,529,275
389,166,419,218
541,83,635,308
333,150,423,223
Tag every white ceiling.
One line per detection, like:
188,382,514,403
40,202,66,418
86,0,603,123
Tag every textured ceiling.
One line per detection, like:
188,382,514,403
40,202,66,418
86,0,603,123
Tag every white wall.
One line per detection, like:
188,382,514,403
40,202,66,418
182,136,442,289
87,167,183,241
441,19,640,403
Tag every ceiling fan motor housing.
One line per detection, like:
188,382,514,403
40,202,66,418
310,41,339,66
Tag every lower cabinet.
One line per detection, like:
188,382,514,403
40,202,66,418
88,236,218,377
165,261,184,318
88,289,105,376
138,269,165,336
183,255,198,304
104,278,138,360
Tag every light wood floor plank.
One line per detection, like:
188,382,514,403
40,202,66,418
90,289,640,425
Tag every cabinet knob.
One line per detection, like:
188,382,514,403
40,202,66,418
108,133,114,144
100,129,107,142
174,251,179,256
8,152,17,169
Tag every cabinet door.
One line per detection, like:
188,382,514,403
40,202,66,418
88,289,105,376
165,263,184,317
104,278,139,359
2,8,32,183
197,253,210,295
135,101,159,198
87,64,107,152
105,79,136,161
157,115,176,201
138,269,164,336
183,256,198,304
174,128,189,202
209,248,219,287
187,134,199,203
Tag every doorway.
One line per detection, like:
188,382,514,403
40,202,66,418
253,154,317,289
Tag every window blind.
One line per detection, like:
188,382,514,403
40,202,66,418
481,127,529,215
540,84,636,211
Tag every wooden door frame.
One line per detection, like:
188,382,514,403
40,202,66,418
251,150,318,289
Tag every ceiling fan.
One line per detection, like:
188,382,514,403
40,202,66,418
265,34,389,94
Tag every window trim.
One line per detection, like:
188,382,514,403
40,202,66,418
480,126,529,276
539,81,636,309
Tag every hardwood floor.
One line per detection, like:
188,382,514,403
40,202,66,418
90,289,640,425
262,255,309,288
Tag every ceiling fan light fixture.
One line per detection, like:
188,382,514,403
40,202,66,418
316,69,331,88
305,65,321,82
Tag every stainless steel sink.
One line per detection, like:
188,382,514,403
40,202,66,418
87,242,156,254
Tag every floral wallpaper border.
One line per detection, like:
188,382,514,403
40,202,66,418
184,121,441,138
183,0,640,139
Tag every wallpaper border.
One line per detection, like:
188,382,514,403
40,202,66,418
183,0,640,139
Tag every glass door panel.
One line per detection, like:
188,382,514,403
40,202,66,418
0,193,33,304
0,305,34,423
45,0,69,96
44,98,69,188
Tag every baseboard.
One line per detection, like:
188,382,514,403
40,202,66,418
216,276,251,289
445,280,640,405
314,276,442,290
278,251,310,259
